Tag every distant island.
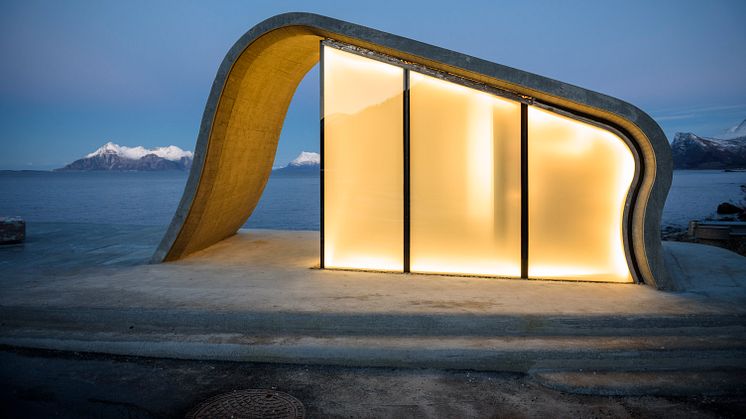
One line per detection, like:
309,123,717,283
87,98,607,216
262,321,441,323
56,142,193,171
273,151,320,174
55,144,321,173
672,118,746,170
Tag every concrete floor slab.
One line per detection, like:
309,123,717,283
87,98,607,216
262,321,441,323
1,222,745,392
3,224,745,315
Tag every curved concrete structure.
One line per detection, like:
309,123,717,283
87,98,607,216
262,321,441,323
153,13,673,290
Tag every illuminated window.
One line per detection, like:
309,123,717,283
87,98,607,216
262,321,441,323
410,73,521,277
322,47,404,271
528,107,634,282
321,43,636,283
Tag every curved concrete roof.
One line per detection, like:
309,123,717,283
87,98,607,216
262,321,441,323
153,12,673,290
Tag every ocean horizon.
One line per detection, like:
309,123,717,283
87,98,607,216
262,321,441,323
1,169,744,232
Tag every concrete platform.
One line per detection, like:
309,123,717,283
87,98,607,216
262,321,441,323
1,222,745,395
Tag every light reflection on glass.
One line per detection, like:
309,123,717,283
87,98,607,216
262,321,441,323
323,47,404,271
409,72,522,277
322,45,636,283
528,106,635,282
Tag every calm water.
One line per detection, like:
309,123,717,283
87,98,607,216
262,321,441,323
662,170,746,227
0,171,319,230
0,170,744,230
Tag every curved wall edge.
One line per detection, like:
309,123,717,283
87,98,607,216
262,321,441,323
152,12,673,290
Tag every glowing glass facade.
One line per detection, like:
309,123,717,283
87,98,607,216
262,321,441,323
322,47,404,271
410,73,522,277
528,107,634,282
321,43,636,282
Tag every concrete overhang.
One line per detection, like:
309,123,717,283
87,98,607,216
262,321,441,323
153,12,673,290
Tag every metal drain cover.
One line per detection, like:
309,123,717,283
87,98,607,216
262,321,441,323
186,389,305,419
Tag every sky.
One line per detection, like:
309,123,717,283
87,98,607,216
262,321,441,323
0,0,744,170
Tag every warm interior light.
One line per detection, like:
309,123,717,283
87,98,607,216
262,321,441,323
527,106,635,282
409,72,522,277
322,46,404,271
322,45,636,283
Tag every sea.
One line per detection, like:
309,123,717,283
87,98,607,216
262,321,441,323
0,170,319,230
0,170,745,231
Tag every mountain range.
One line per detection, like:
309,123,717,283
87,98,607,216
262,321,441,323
56,142,193,171
671,119,746,170
56,143,320,173
54,117,746,172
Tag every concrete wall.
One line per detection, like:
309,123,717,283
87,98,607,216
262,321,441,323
153,13,673,290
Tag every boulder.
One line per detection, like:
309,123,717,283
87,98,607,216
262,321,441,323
0,217,25,244
716,202,743,215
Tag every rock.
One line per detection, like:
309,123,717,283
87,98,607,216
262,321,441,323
0,217,25,244
716,202,743,215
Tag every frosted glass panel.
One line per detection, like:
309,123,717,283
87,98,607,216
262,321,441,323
528,106,634,282
323,47,404,271
410,72,522,277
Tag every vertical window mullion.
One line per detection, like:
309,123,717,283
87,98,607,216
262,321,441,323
521,103,528,279
403,69,411,273
319,42,325,269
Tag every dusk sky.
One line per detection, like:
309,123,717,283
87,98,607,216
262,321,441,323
1,0,745,170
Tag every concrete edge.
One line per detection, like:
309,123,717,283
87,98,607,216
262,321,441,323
1,333,743,376
3,305,746,337
4,338,743,397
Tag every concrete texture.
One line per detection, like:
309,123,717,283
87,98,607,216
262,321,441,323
4,347,743,419
155,12,673,290
1,223,744,397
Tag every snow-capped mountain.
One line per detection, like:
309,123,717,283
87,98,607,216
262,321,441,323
288,151,320,167
671,129,746,170
85,142,193,161
274,151,320,174
56,142,193,171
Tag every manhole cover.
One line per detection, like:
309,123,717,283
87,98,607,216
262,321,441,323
186,389,305,419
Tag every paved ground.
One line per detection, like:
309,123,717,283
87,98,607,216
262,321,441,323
3,223,745,314
1,346,744,419
1,222,745,416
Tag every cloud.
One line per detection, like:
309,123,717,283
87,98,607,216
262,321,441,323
654,114,697,121
652,104,746,120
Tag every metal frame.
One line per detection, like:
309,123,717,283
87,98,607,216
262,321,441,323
520,103,529,279
319,40,325,269
322,40,532,106
319,40,643,283
403,69,411,273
